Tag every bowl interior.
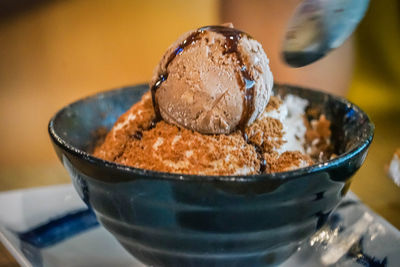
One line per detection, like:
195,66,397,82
49,83,373,181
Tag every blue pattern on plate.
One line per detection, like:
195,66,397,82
17,209,98,248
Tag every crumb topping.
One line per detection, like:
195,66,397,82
245,96,284,153
93,92,155,161
93,93,332,175
265,95,282,112
246,117,284,153
304,114,334,162
264,151,313,173
114,121,259,175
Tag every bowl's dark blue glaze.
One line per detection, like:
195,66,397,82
48,84,373,267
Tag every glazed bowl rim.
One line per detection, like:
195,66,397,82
48,83,374,183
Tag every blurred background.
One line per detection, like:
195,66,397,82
0,0,399,264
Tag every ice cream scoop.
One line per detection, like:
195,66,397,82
150,25,273,134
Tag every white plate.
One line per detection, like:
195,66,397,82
0,184,399,267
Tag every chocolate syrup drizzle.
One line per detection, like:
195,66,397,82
256,145,268,173
150,25,256,132
245,132,267,173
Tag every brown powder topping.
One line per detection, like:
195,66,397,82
245,96,284,153
265,95,282,112
245,117,284,153
93,92,333,175
93,92,155,161
304,114,334,162
114,121,259,175
264,151,313,173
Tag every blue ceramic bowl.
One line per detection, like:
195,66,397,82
49,84,373,267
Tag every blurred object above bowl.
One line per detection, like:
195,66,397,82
48,84,373,267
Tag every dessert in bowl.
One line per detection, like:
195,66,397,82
48,25,373,266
